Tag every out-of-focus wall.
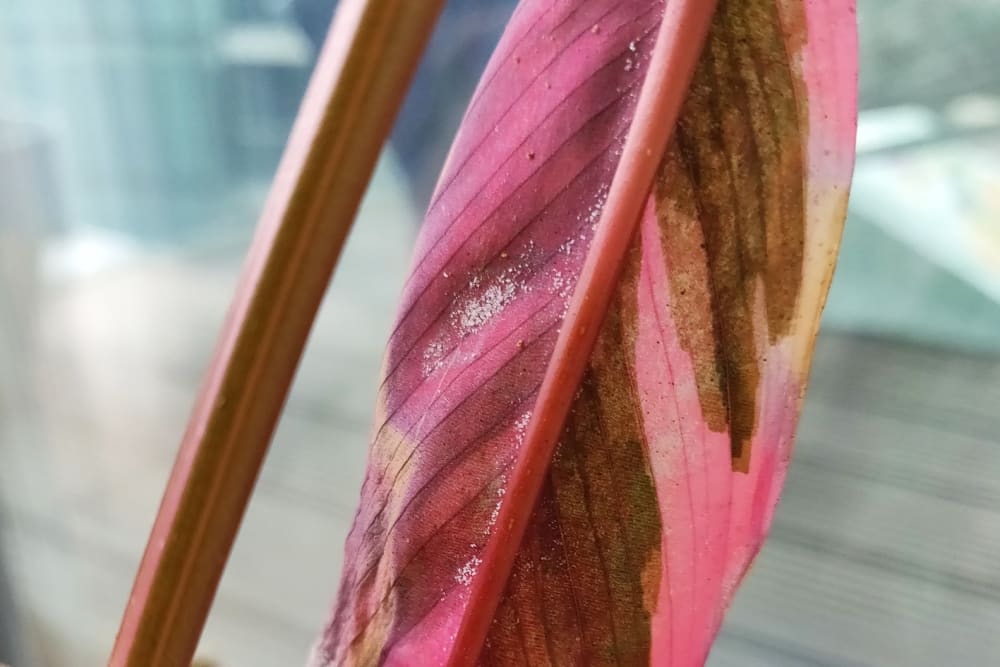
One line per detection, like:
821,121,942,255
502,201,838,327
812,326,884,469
0,1,311,241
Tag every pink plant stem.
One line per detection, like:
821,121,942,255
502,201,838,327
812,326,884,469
108,2,443,665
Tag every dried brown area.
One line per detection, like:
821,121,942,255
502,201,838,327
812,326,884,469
654,0,806,471
481,243,661,665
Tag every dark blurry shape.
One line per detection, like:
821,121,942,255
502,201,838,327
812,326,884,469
293,0,517,205
216,18,313,184
0,537,20,667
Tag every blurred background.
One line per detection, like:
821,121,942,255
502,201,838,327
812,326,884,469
1,1,999,665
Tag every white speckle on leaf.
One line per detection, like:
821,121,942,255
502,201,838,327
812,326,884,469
489,471,509,529
455,555,483,586
453,258,535,335
513,410,532,448
551,270,565,292
422,339,447,376
486,491,504,535
581,184,610,229
458,280,516,331
559,236,577,256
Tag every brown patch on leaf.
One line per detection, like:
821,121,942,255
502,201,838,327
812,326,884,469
654,0,807,471
483,239,662,664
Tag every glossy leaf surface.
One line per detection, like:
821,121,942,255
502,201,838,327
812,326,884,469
314,1,857,665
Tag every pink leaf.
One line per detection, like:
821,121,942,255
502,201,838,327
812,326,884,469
314,1,857,665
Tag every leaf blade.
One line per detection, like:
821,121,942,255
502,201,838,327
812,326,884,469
315,1,856,665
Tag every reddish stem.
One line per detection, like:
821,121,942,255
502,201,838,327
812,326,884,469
108,2,443,665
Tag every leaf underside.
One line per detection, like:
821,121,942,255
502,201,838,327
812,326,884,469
314,1,856,665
